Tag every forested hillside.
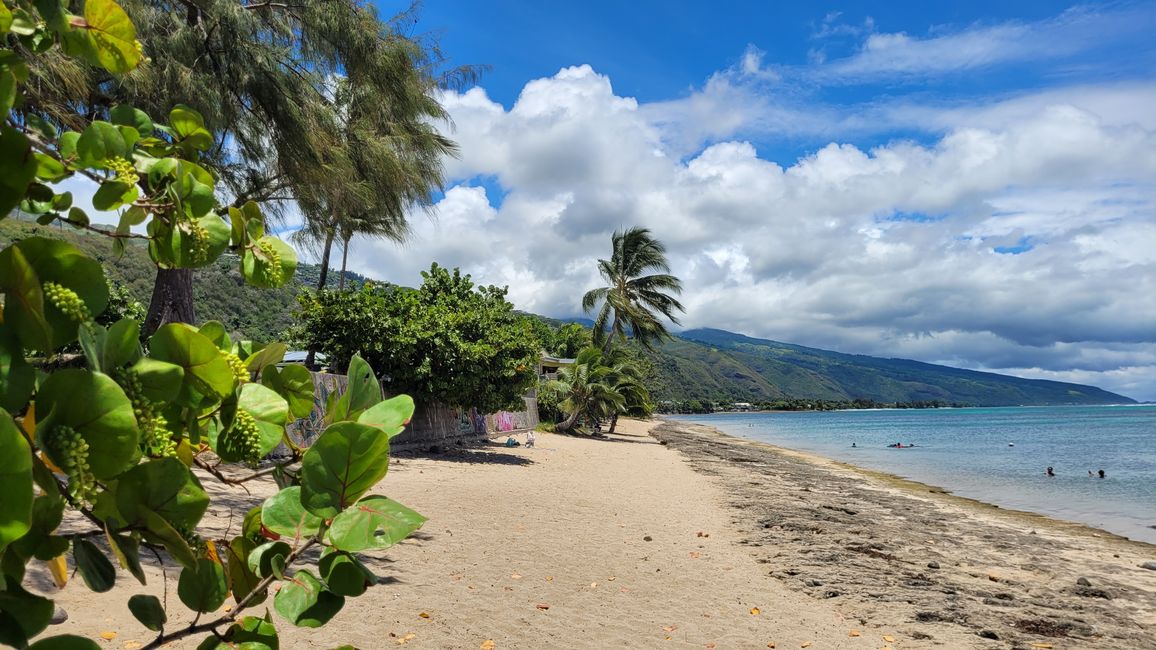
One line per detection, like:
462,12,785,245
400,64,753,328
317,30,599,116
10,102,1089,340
647,328,1135,407
0,218,367,342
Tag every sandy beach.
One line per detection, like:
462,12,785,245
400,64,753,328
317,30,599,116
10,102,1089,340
31,418,1156,649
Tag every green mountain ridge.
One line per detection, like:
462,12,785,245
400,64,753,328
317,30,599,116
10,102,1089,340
3,219,1132,406
648,328,1134,407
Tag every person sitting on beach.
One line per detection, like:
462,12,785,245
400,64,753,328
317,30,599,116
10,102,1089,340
1045,466,1055,477
526,430,536,448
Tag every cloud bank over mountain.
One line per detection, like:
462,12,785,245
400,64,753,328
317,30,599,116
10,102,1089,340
341,6,1156,401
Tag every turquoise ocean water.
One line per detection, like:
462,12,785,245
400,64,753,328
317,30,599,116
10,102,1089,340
675,405,1156,544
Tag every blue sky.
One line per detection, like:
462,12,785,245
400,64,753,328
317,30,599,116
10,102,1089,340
341,2,1156,400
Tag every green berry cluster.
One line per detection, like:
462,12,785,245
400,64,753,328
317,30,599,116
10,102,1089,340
222,409,262,466
43,281,90,322
174,523,206,556
47,425,96,504
107,156,140,185
226,351,249,385
258,240,282,284
119,370,176,458
188,220,210,263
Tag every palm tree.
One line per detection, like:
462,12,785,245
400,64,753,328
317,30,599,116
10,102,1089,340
600,345,654,434
552,348,625,434
581,227,685,353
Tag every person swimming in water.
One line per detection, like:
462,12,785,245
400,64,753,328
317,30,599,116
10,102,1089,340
1045,466,1055,477
1098,469,1105,478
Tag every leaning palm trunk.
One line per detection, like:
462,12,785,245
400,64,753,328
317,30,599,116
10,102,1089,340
556,408,583,433
607,413,619,434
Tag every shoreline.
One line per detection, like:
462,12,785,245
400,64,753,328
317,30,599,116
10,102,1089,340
672,409,1156,545
652,418,1156,648
679,419,1154,549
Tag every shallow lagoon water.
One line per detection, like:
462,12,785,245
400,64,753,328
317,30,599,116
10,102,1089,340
676,405,1156,544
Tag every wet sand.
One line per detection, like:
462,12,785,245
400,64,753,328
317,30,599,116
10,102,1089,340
652,419,1156,649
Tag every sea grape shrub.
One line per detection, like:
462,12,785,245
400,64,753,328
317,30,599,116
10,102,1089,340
0,2,423,647
295,262,541,414
0,239,427,648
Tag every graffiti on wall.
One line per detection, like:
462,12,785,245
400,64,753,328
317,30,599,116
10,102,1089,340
279,370,537,453
284,373,347,448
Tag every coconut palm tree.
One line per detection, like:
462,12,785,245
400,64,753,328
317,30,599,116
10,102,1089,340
581,227,685,353
551,347,625,434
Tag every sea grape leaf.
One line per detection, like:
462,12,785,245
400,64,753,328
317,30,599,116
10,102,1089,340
106,527,146,585
0,410,33,552
0,125,37,218
261,486,322,541
128,357,184,404
84,0,141,74
326,495,425,553
262,364,315,419
356,394,414,439
197,615,279,650
109,105,153,134
73,537,117,593
198,321,229,350
318,550,375,598
114,457,208,532
36,369,139,480
149,323,235,404
241,235,296,288
127,594,166,632
0,574,54,647
26,635,102,649
178,558,228,613
299,422,390,519
273,569,344,628
238,382,290,456
344,354,381,418
102,318,141,369
0,237,109,350
244,342,286,375
0,328,34,412
226,537,265,606
247,540,291,580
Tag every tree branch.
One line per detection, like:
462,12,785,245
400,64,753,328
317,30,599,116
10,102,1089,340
141,538,318,649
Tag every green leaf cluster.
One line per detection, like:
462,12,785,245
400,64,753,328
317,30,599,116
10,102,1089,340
0,5,421,646
296,263,542,413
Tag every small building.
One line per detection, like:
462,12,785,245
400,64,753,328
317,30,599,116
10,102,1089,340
733,402,753,411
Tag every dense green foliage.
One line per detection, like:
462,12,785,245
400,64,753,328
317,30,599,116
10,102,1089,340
295,264,541,413
647,328,1135,407
1,5,423,647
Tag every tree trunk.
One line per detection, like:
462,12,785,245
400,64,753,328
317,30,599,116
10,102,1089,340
556,408,582,433
305,227,337,369
143,268,196,337
608,412,619,434
316,227,335,290
338,234,351,290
